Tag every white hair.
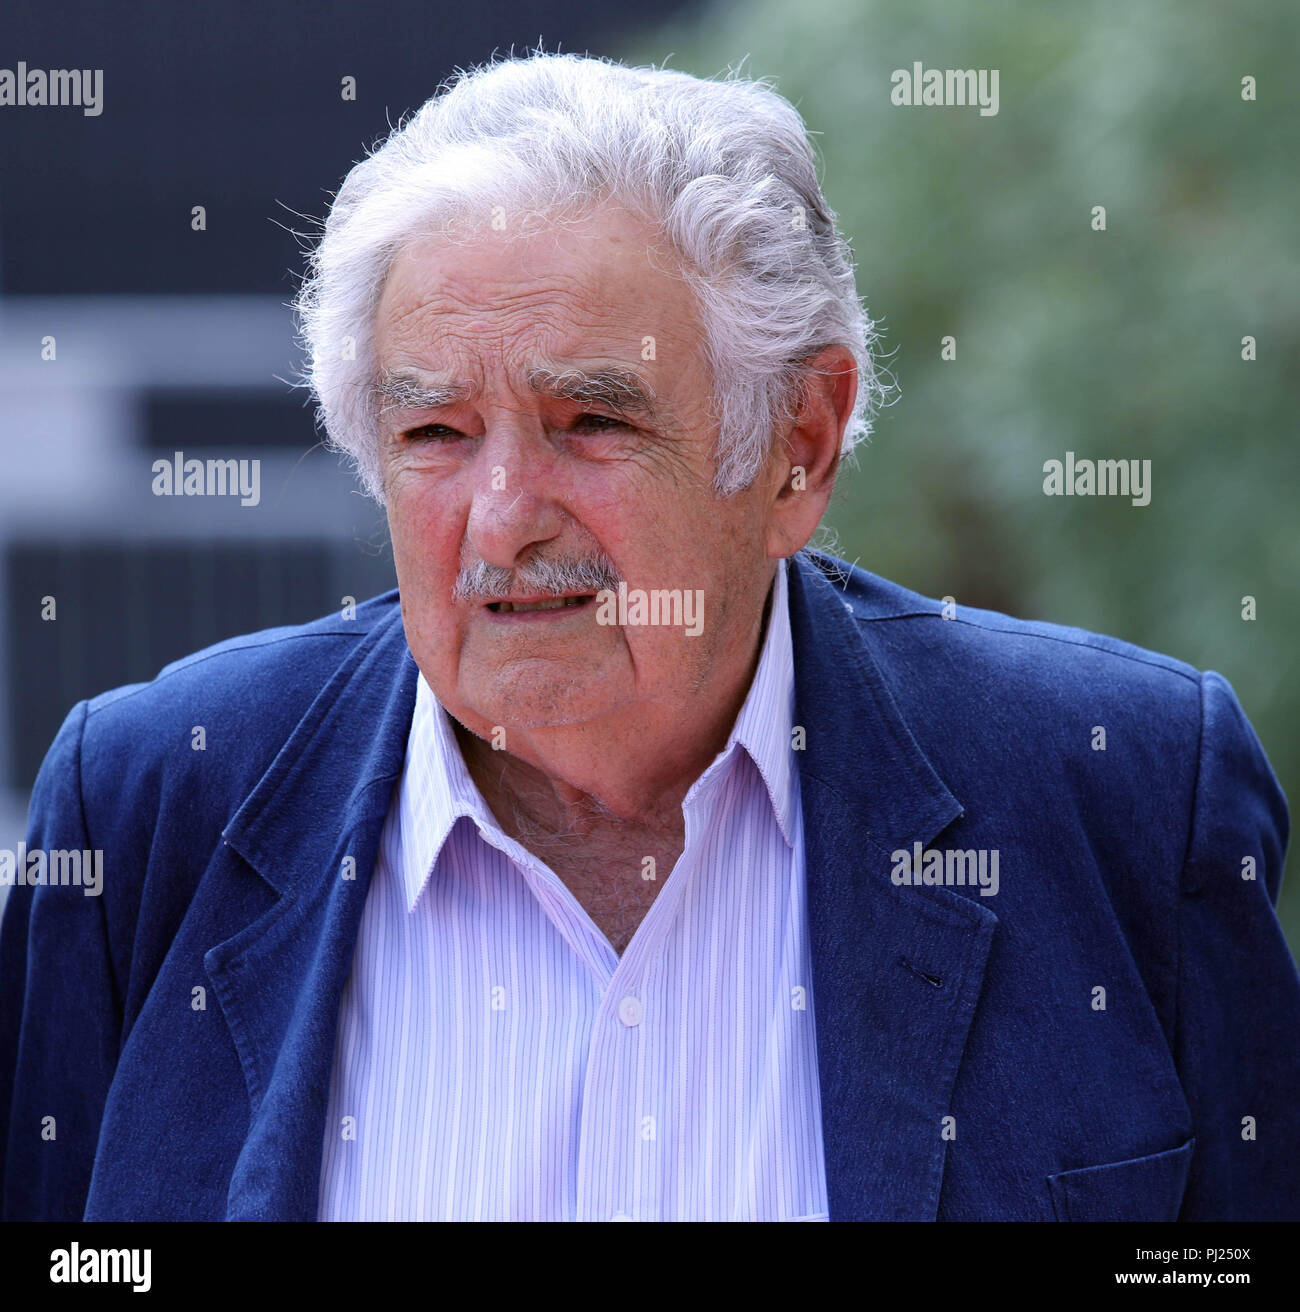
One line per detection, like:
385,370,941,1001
294,50,887,500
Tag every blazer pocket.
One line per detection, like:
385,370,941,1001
1047,1138,1195,1222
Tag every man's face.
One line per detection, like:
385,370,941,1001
373,204,779,740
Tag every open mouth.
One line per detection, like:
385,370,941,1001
486,594,597,614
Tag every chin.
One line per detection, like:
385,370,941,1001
478,701,606,733
467,676,615,732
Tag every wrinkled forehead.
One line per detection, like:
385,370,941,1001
372,206,707,404
375,203,686,331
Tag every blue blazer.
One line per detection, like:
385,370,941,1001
2,551,1296,1221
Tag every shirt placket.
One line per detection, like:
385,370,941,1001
572,769,726,1222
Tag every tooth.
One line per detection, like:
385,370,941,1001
504,599,553,611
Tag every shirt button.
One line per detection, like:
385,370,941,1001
617,996,643,1027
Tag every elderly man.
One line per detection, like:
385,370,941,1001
2,52,1298,1224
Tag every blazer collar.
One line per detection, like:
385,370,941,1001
222,603,417,897
788,550,963,856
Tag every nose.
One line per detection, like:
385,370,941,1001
464,422,567,570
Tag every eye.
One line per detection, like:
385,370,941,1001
401,424,463,442
399,414,629,442
571,413,628,432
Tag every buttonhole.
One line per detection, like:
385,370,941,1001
899,956,943,988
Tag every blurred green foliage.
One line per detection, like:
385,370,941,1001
624,0,1300,949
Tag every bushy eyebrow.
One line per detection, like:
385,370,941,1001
373,373,471,412
525,366,660,419
374,365,664,424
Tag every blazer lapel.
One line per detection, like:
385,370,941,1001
789,553,998,1221
206,603,418,1220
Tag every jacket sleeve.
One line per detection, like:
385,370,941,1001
0,701,124,1221
1175,670,1299,1220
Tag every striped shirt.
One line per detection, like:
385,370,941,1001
318,557,828,1221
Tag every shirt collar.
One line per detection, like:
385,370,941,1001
395,670,493,913
397,556,798,913
709,555,799,846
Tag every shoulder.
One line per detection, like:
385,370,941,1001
83,590,399,738
801,549,1203,741
797,549,1289,896
45,591,402,841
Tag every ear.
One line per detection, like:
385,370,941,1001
763,344,858,559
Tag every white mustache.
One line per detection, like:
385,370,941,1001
452,554,621,601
